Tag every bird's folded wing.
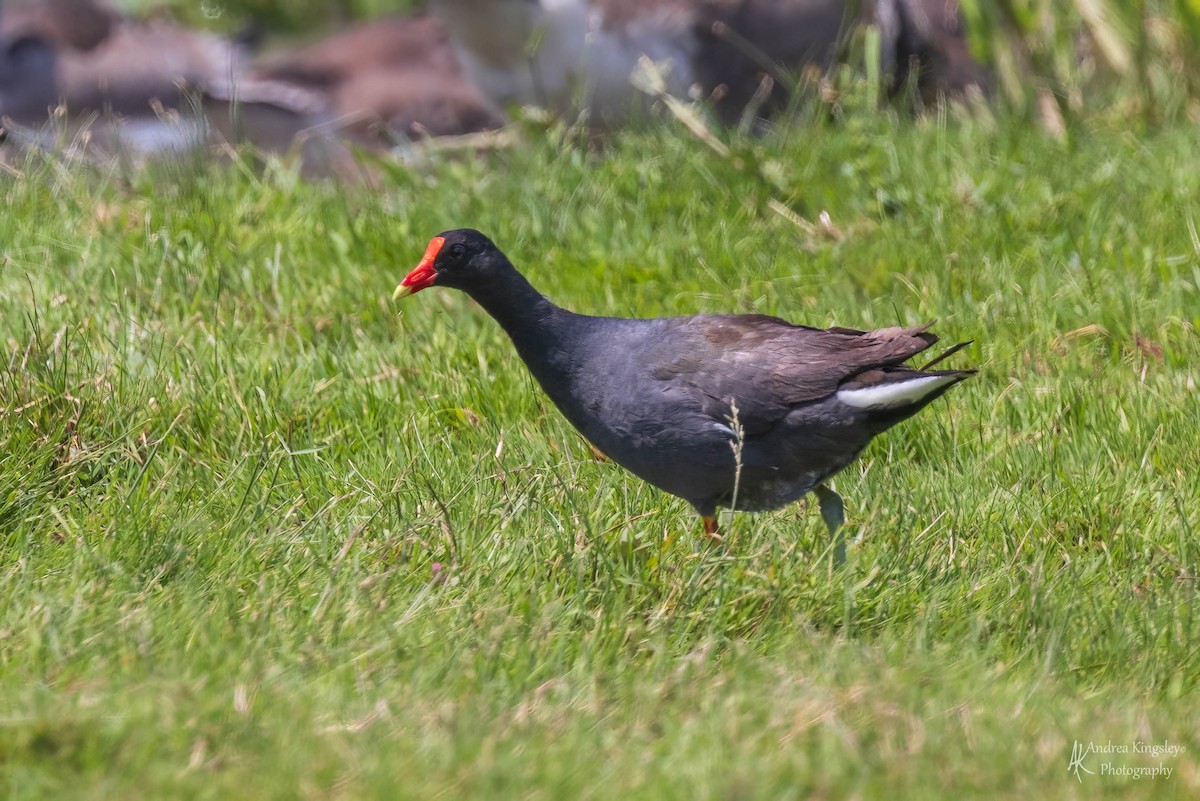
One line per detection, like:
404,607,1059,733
646,315,939,435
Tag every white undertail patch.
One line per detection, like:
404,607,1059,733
836,374,959,410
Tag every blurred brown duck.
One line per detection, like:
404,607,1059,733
248,14,502,143
1,0,242,119
0,0,116,52
0,0,332,155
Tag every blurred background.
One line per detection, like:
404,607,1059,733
2,0,1199,173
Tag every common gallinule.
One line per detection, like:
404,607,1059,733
395,229,973,558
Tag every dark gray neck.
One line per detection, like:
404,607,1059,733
464,265,580,371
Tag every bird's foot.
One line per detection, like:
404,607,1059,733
701,515,723,542
814,484,846,566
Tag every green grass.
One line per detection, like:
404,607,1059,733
2,106,1199,799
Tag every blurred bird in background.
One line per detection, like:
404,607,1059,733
0,0,986,169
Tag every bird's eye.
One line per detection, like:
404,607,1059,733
449,243,465,259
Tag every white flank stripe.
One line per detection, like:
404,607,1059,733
711,421,737,438
836,375,959,410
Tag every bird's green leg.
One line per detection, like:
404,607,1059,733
814,484,845,565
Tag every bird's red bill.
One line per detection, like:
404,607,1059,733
393,236,445,299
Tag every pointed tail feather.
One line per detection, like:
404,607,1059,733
921,340,973,370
